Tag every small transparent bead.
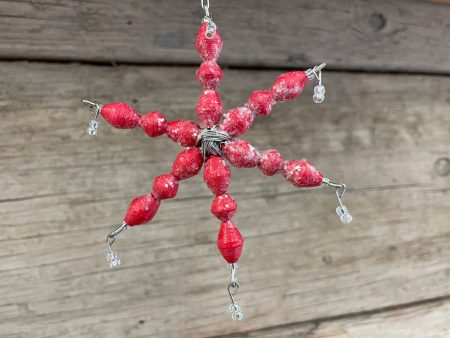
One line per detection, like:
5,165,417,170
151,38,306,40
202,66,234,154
106,250,120,269
336,205,353,224
229,303,241,313
205,20,217,38
232,311,244,321
313,85,325,103
87,120,99,136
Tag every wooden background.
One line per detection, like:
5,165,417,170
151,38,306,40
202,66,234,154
0,1,449,337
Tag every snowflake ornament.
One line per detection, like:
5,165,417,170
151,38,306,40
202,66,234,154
82,14,351,321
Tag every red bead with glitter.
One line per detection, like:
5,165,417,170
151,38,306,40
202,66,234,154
171,147,203,180
246,90,274,117
203,155,231,195
218,107,254,138
195,21,223,61
124,194,160,226
223,140,260,168
270,71,308,102
100,102,140,128
196,90,223,128
196,60,223,90
258,149,284,176
166,120,201,147
152,174,179,200
217,220,244,263
139,112,168,137
283,159,323,187
211,193,237,221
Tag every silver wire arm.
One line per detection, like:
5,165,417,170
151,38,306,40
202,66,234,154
322,178,353,224
227,263,244,321
82,99,102,136
106,221,128,269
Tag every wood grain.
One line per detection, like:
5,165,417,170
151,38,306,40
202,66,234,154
0,0,449,73
217,298,450,338
0,62,449,337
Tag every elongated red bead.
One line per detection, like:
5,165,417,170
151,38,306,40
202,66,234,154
258,149,284,176
270,71,308,102
203,155,231,195
283,159,323,187
139,112,168,137
167,120,200,147
196,60,223,90
211,193,237,221
217,220,244,263
171,148,203,180
152,174,179,200
218,107,254,138
223,140,260,168
124,194,160,226
196,21,223,61
196,90,223,127
246,90,274,117
101,102,140,128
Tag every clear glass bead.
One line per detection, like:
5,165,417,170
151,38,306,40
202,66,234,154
336,205,353,224
313,85,325,103
106,250,120,269
205,20,217,38
229,303,241,313
232,311,244,321
87,120,99,136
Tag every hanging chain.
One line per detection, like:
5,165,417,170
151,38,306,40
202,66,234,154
201,0,211,19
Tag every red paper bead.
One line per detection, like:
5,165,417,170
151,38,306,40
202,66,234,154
258,149,284,176
218,107,254,138
196,60,223,90
203,155,231,195
124,194,160,226
211,193,237,221
152,174,179,200
101,102,140,128
167,120,201,147
223,140,260,168
246,90,274,117
196,90,223,127
171,147,204,180
195,21,223,61
139,112,168,137
217,220,244,263
283,159,323,187
270,71,308,102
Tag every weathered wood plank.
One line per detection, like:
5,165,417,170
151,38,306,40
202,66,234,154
217,299,450,337
0,62,449,337
0,1,449,73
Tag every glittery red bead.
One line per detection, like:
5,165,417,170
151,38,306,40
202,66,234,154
196,60,223,90
138,112,168,137
283,159,323,187
171,147,204,180
124,194,160,226
152,174,179,200
195,21,223,61
258,149,284,176
218,107,254,138
246,90,274,117
217,220,244,263
203,155,231,195
211,193,237,221
167,120,201,147
223,140,260,168
101,102,140,128
196,90,223,127
270,71,308,102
